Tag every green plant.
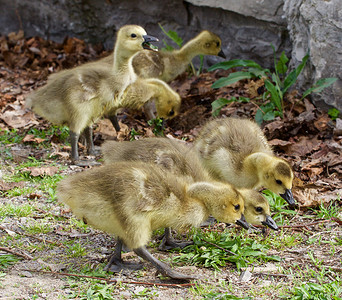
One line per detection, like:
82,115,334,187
147,118,164,136
0,254,20,270
204,293,251,300
328,108,340,121
212,97,250,117
310,200,341,220
130,128,141,141
262,189,297,225
174,229,280,271
209,47,337,124
66,243,87,258
286,281,342,300
69,283,115,300
132,288,158,299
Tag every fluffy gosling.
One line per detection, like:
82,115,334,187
194,117,295,206
57,161,247,280
26,25,158,162
101,138,278,232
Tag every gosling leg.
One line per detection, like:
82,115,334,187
83,126,95,156
104,239,143,273
134,246,197,281
108,114,121,132
70,131,80,162
159,227,193,251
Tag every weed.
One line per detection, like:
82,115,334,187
262,189,297,225
174,229,280,271
0,254,20,270
66,243,87,258
69,283,115,300
310,200,341,220
0,203,34,218
285,281,342,300
209,47,337,124
130,128,141,141
22,220,53,234
147,118,164,136
204,292,250,299
132,287,159,299
328,108,340,121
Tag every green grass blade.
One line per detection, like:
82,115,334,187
208,59,263,71
212,71,254,89
211,98,231,116
158,23,183,48
264,79,282,112
302,77,337,99
276,51,289,76
283,54,309,93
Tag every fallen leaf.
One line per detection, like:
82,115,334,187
22,134,45,143
22,166,59,177
0,180,26,191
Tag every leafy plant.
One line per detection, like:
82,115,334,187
328,108,340,121
310,200,341,220
174,229,280,271
130,128,141,141
209,46,337,124
212,97,250,117
262,189,297,225
147,118,164,136
286,281,342,300
205,293,251,300
0,254,20,270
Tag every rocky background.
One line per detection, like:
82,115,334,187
0,0,341,111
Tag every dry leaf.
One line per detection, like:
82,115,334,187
22,166,59,177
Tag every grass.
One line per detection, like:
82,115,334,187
0,130,341,299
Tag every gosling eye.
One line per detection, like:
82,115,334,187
276,179,283,185
255,207,263,213
168,109,174,117
131,33,137,38
216,41,220,47
234,204,240,211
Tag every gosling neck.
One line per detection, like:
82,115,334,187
174,37,203,62
113,45,136,73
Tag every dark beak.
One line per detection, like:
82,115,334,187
218,49,226,59
280,189,296,207
235,214,249,230
143,34,159,43
262,215,279,231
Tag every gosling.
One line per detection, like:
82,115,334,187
101,138,278,233
26,25,158,162
57,161,247,280
101,30,225,119
194,117,295,206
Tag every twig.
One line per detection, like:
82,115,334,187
279,220,329,229
22,269,196,287
0,225,66,248
255,272,291,277
0,246,33,260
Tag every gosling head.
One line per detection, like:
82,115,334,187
116,25,159,57
195,30,226,58
262,159,295,207
187,182,248,229
240,189,278,230
152,80,181,119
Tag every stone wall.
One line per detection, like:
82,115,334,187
0,0,341,111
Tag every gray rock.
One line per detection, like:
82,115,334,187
284,0,342,111
0,0,340,110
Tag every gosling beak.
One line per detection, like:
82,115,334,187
218,49,226,59
261,215,279,231
142,35,159,51
143,34,159,43
235,214,249,230
280,189,296,207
